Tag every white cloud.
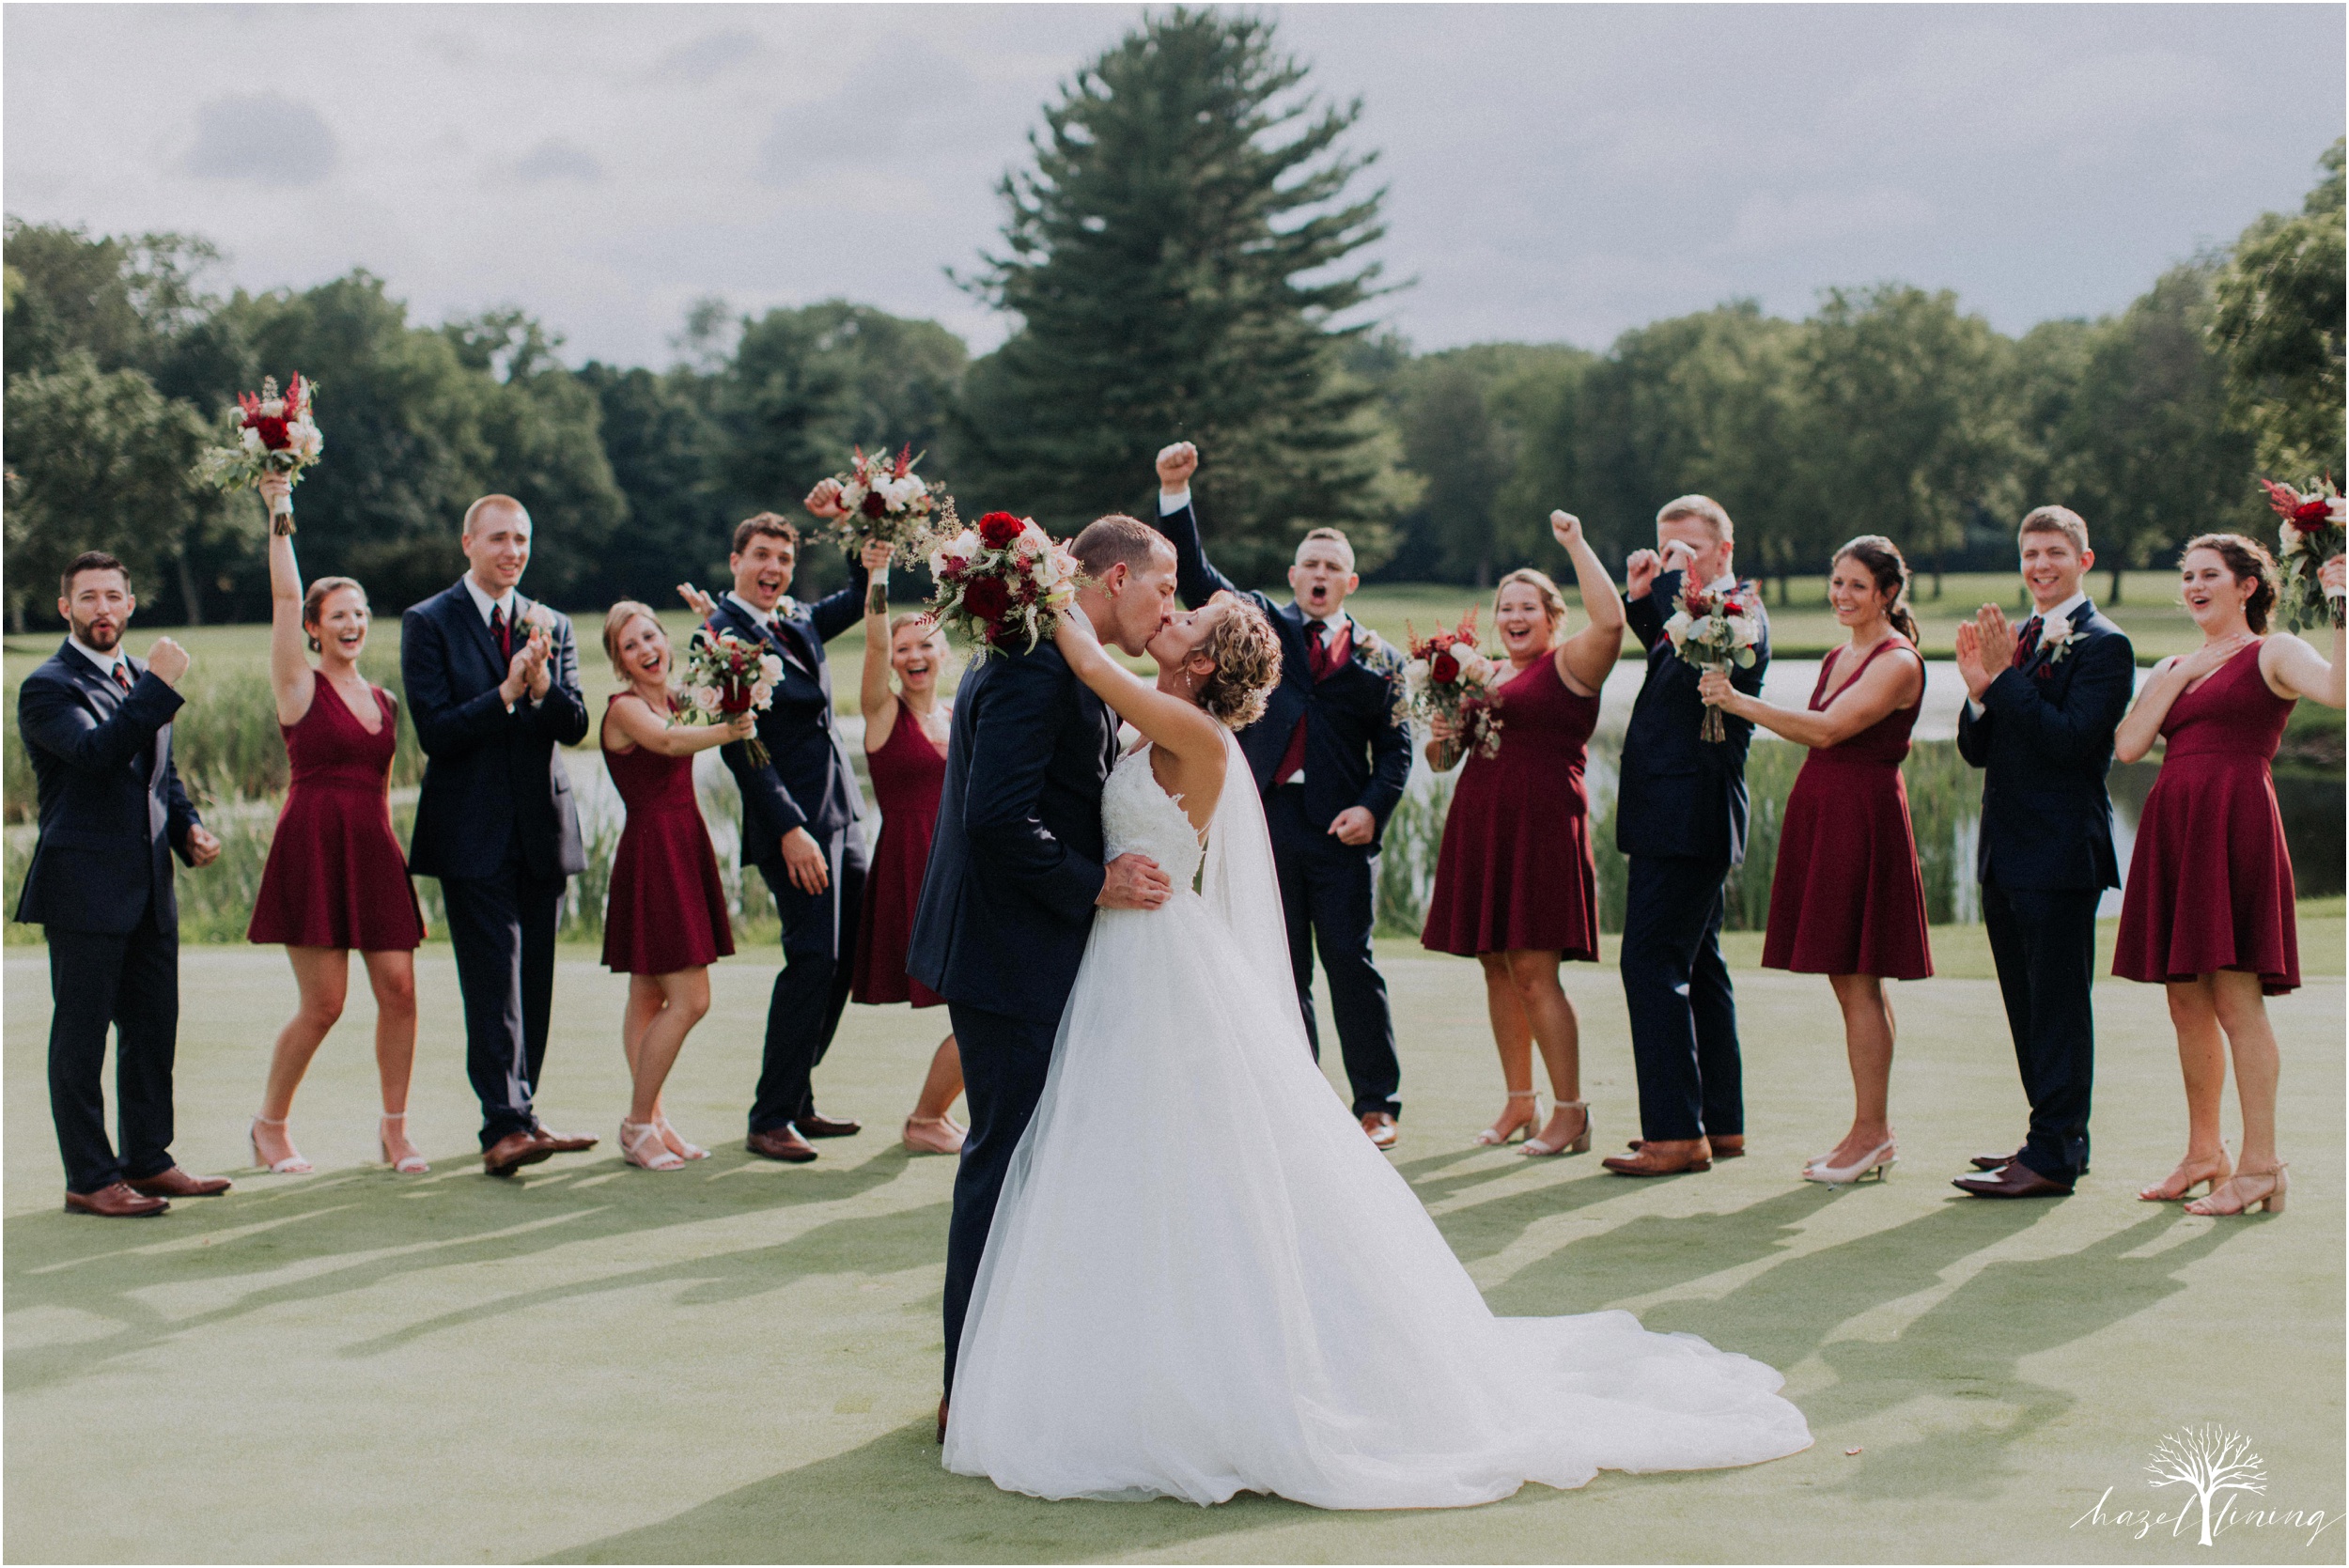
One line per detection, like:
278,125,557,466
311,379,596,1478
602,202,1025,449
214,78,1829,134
178,92,338,185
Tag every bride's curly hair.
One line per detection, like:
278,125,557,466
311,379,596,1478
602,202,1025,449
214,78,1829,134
1192,591,1283,730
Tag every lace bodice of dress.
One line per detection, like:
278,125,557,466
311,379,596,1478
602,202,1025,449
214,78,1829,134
1101,743,1205,891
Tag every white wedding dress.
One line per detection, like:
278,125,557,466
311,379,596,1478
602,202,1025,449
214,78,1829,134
943,731,1811,1508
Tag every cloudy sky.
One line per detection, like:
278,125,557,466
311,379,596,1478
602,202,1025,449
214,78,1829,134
6,4,2341,366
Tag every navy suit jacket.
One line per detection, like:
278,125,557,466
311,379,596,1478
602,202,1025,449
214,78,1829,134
400,579,589,882
906,644,1118,1024
14,644,201,935
1955,600,2132,891
1149,502,1412,848
1617,570,1772,866
704,564,867,867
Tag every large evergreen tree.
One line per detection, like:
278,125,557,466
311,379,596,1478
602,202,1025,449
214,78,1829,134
955,8,1400,579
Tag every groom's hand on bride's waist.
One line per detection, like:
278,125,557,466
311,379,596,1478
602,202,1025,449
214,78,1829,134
1097,852,1171,910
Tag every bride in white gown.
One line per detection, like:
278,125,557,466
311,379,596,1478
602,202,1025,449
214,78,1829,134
944,592,1812,1509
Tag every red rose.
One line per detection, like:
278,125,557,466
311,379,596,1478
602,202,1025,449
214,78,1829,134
862,489,887,519
978,511,1024,550
250,414,290,449
1429,649,1459,684
963,574,1012,623
2293,498,2332,524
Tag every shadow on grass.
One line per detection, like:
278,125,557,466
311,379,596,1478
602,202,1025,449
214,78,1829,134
540,1417,1322,1565
4,1147,924,1394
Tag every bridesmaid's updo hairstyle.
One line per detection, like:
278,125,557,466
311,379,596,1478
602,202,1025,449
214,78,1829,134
1492,567,1569,630
1193,591,1283,731
2181,533,2278,634
1833,536,1921,644
301,577,367,655
601,600,665,679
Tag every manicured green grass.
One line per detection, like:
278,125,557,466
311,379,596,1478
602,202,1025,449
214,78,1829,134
6,939,2341,1561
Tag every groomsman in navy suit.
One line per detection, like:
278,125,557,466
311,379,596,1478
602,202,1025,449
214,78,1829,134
1951,505,2133,1199
17,551,229,1216
403,495,595,1176
1605,496,1770,1178
1146,442,1415,1147
697,508,873,1164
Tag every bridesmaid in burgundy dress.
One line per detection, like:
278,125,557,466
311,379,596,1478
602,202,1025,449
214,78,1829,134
853,552,966,1155
1700,536,1929,1188
599,602,754,1171
1422,511,1625,1158
245,473,429,1175
2112,535,2345,1219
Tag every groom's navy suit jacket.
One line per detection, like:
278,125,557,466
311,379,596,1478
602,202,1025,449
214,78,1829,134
907,644,1119,1025
14,644,202,934
704,567,867,872
1955,600,2132,891
1150,501,1412,848
1618,570,1771,866
401,580,589,882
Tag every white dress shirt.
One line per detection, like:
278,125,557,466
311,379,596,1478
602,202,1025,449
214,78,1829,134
1968,589,2087,717
67,635,130,685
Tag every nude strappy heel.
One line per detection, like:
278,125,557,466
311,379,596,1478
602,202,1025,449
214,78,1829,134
904,1115,967,1155
655,1115,709,1161
1474,1089,1541,1146
2186,1161,2286,1217
249,1114,313,1174
1525,1101,1592,1157
621,1119,685,1172
379,1112,429,1174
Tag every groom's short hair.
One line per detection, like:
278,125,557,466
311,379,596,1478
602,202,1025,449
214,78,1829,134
2018,505,2090,556
1072,514,1172,579
1656,495,1733,542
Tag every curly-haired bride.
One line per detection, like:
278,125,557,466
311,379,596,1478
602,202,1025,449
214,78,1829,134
942,588,1812,1510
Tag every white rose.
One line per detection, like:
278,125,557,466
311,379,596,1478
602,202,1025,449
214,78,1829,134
1018,519,1051,551
690,683,720,712
2280,520,2303,551
760,653,785,682
1727,614,1761,645
2328,497,2347,527
950,529,981,557
241,427,264,455
259,398,285,418
1403,659,1429,695
751,680,773,706
1043,579,1077,612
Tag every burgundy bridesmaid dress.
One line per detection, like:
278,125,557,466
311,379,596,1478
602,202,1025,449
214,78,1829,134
1760,638,1933,980
853,702,949,1007
1421,657,1602,959
599,698,735,974
247,683,426,950
2114,643,2300,995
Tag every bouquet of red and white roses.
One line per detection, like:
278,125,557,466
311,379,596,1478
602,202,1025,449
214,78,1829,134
1398,609,1504,758
196,374,324,536
924,510,1081,657
678,629,785,767
1663,579,1763,742
2259,476,2346,630
826,444,949,551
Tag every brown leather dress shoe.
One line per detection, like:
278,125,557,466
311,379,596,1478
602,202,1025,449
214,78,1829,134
795,1113,861,1140
1361,1112,1398,1151
747,1127,818,1163
1628,1135,1743,1159
1970,1147,2024,1172
66,1182,168,1217
126,1167,231,1198
533,1127,599,1153
1602,1139,1713,1177
1952,1163,2073,1198
483,1130,556,1177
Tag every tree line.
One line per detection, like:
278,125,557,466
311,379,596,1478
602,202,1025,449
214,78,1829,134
4,9,2339,631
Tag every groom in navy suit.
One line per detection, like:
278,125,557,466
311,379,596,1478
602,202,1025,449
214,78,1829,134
1145,442,1414,1146
403,495,594,1176
1951,505,2132,1199
17,551,229,1216
699,509,874,1164
912,514,1177,1436
1604,496,1770,1178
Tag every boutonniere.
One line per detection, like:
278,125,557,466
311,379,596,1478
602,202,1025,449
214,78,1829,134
1354,629,1403,678
2038,618,2082,665
519,602,557,642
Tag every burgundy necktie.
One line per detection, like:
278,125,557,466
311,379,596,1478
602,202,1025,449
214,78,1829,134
113,662,133,693
491,605,512,661
1306,618,1332,680
1273,622,1330,786
2012,614,2043,670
